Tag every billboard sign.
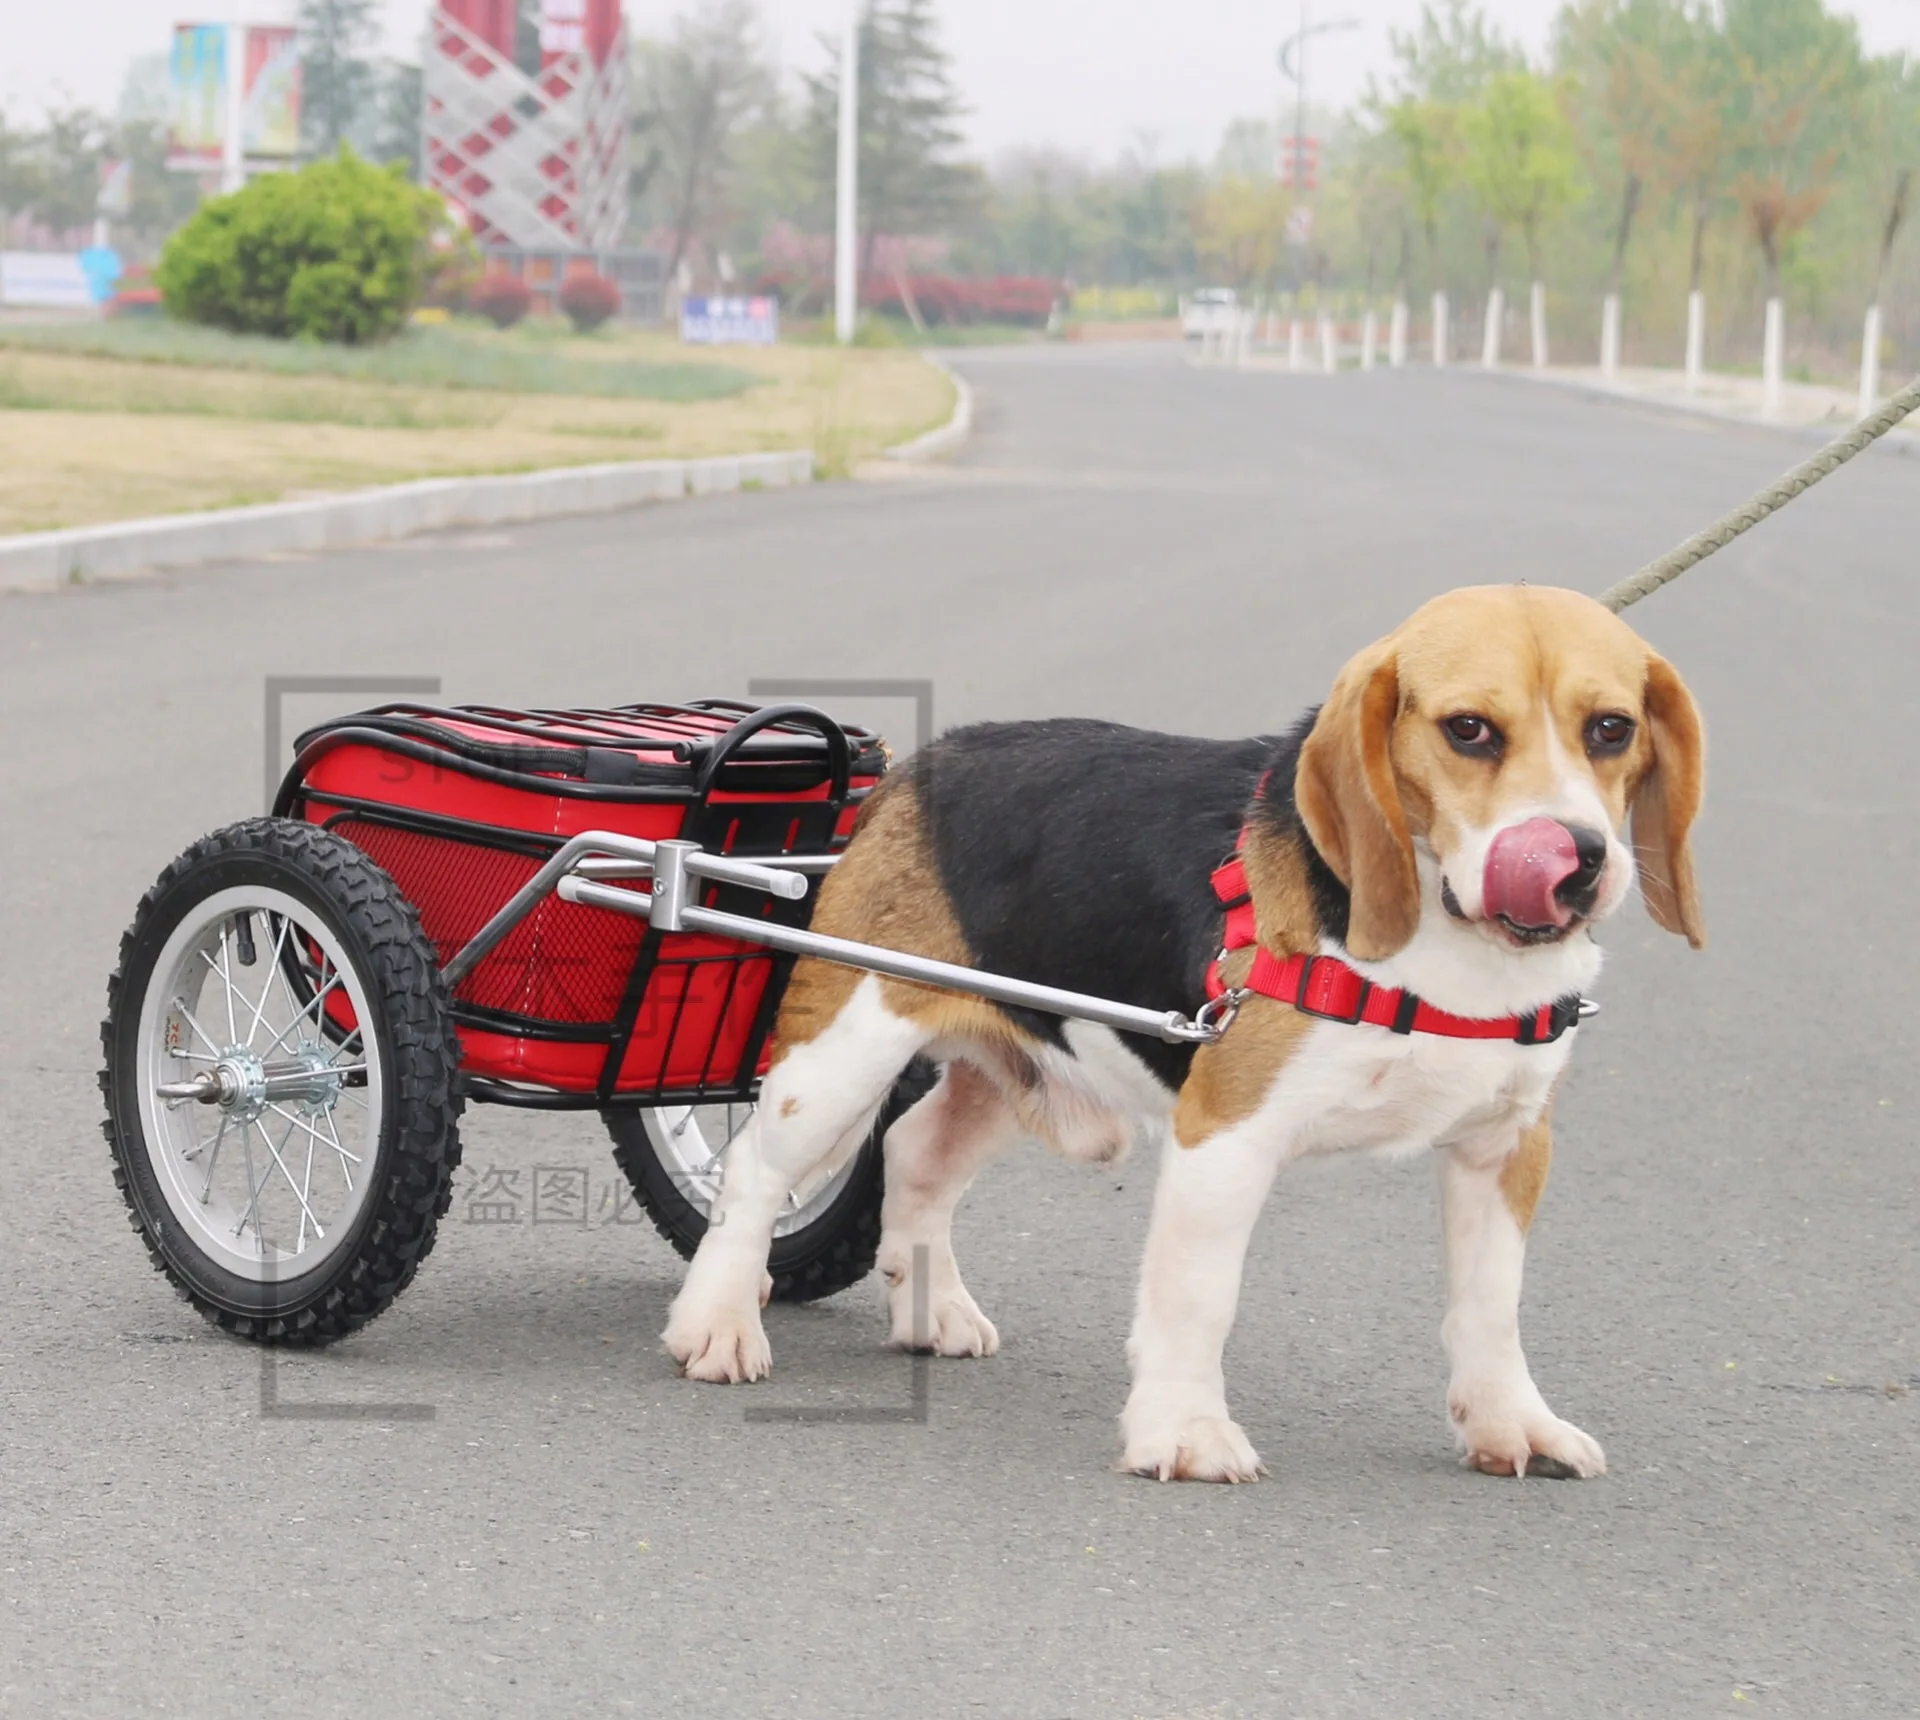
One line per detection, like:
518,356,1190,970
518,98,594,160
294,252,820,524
1,252,101,309
680,295,779,346
169,23,228,170
168,23,302,172
242,25,301,157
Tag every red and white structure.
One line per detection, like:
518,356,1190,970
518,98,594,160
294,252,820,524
423,0,629,253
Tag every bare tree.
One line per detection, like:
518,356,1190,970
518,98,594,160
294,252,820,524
635,0,772,290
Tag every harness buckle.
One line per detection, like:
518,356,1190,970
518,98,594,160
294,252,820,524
1291,955,1374,1026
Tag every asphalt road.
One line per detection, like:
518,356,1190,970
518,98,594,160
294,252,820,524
3,345,1917,1719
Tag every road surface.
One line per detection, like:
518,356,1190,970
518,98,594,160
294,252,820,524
2,344,1916,1718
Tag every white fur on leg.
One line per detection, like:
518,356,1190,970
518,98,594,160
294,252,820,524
878,1060,1019,1357
1438,1138,1605,1478
664,977,927,1383
1119,1120,1286,1483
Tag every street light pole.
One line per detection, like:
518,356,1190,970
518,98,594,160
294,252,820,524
834,3,860,345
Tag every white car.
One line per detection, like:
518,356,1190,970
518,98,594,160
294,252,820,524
1180,287,1239,340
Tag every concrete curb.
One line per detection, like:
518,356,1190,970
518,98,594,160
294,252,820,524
0,447,814,592
1477,365,1919,454
882,353,972,462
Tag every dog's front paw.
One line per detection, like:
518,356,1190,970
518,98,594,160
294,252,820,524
1449,1381,1605,1479
884,1270,999,1357
1120,1394,1265,1483
663,1300,771,1384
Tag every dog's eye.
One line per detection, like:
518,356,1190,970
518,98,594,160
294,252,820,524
1442,714,1501,756
1586,713,1635,755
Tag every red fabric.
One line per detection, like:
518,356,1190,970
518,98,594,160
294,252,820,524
1206,836,1565,1044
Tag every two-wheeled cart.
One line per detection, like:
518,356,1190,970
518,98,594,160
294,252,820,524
101,700,1216,1343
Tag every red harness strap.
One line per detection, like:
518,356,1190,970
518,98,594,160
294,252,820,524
1206,838,1581,1046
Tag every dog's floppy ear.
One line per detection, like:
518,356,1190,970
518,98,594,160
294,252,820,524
1295,643,1420,961
1632,650,1706,949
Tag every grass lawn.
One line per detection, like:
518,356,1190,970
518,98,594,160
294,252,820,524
0,318,955,536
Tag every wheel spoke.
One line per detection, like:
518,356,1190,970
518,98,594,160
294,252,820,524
265,1101,362,1170
256,970,344,1059
169,996,223,1057
243,915,292,1050
192,1115,229,1197
297,1111,317,1253
317,1106,357,1193
259,1115,324,1247
235,1121,264,1240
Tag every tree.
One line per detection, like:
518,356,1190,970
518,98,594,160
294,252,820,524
1722,0,1863,305
1556,0,1699,298
358,61,424,176
298,0,379,158
1387,0,1524,104
1653,9,1734,298
1861,55,1920,307
1386,98,1458,290
0,109,44,238
804,0,982,273
1460,70,1582,284
634,0,772,288
1194,175,1294,293
27,107,110,236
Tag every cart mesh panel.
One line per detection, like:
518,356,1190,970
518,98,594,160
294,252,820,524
330,820,648,1024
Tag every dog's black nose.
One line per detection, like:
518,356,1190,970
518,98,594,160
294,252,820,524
1556,825,1609,908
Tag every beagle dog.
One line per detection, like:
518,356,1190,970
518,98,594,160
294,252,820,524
664,584,1705,1483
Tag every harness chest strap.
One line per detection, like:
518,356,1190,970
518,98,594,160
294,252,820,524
1205,842,1584,1046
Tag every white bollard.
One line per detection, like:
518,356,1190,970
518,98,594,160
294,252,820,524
1432,291,1449,367
1530,280,1549,369
1860,302,1882,418
1288,319,1305,372
1361,308,1378,370
1319,313,1337,373
1600,293,1621,381
1684,290,1705,394
1482,286,1504,368
1762,296,1784,421
1389,299,1408,367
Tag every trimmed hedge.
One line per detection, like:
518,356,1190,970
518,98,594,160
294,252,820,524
157,150,441,345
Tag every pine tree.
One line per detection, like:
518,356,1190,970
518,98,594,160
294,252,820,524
805,0,981,266
298,0,378,157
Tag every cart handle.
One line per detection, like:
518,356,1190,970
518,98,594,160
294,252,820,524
681,703,853,805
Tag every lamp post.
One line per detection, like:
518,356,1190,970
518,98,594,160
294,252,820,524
834,3,860,345
1277,5,1358,342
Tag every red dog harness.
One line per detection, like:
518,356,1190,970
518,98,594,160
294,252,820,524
1205,836,1585,1046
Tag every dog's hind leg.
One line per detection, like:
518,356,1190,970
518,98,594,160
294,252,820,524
879,1057,1023,1357
664,974,928,1384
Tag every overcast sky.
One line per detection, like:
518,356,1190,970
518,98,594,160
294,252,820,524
9,0,1920,163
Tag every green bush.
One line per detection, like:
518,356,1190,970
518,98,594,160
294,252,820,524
157,149,441,345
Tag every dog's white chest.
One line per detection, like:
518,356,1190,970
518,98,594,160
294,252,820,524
1275,1023,1570,1160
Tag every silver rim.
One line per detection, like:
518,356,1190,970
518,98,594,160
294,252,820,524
134,884,385,1283
640,1103,862,1239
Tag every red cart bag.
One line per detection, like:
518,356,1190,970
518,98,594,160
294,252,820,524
275,701,886,1106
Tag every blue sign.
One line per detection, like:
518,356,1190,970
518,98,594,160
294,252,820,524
78,245,125,304
680,295,779,346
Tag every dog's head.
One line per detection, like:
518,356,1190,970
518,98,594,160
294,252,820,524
1295,584,1705,964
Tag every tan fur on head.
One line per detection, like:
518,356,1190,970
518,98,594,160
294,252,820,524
1296,644,1422,960
1632,652,1707,948
1295,585,1706,958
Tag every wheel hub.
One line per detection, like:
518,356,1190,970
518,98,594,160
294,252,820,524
156,1042,346,1121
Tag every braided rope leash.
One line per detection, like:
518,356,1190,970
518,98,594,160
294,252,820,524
1598,371,1920,613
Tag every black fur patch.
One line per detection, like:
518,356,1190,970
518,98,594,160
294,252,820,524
911,715,1347,1089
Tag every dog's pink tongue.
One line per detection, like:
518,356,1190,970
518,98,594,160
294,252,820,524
1483,818,1581,928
